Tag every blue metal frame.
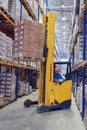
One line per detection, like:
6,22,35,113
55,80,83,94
20,0,22,20
28,70,31,94
54,62,71,65
46,0,48,14
48,9,72,13
15,68,19,100
72,49,74,69
83,11,86,60
46,0,48,7
76,71,79,96
78,0,80,16
82,67,85,120
74,72,77,95
82,10,86,120
38,5,40,22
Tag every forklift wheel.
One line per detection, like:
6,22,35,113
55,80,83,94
24,99,32,107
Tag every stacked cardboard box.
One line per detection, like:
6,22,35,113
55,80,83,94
13,19,45,60
74,33,87,66
6,37,13,62
0,73,16,102
18,81,24,97
0,31,13,61
76,84,82,113
0,32,7,60
77,34,87,63
23,81,30,95
18,81,30,96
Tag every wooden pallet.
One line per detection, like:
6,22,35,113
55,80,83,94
14,56,45,62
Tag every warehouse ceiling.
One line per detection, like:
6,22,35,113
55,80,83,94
47,0,74,61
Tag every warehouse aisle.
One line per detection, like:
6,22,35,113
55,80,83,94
0,91,85,130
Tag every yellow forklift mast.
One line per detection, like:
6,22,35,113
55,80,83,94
37,12,72,112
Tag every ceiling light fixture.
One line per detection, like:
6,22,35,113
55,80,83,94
63,37,66,39
62,17,66,21
62,26,66,29
61,5,65,8
63,32,66,35
63,44,66,46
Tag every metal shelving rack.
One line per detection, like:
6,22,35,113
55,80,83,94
69,0,87,120
0,0,43,101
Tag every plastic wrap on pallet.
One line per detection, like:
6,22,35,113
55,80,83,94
19,81,30,96
0,31,13,61
78,34,87,63
73,15,79,40
6,37,13,62
76,82,82,113
23,81,30,95
18,81,24,97
74,33,87,66
0,1,8,11
79,0,84,16
0,72,16,102
0,32,7,60
8,0,16,19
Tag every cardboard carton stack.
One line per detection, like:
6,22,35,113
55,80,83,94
23,81,30,95
0,32,7,60
77,34,87,63
18,81,30,97
76,84,82,113
13,19,45,60
0,73,16,102
74,34,87,66
0,31,13,61
6,37,13,62
18,81,24,97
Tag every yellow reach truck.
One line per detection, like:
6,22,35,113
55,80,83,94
24,12,72,113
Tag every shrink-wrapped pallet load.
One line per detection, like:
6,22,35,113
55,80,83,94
0,31,13,61
18,81,24,97
0,72,16,102
13,19,45,60
6,37,13,62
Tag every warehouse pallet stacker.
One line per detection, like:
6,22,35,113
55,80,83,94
24,12,72,112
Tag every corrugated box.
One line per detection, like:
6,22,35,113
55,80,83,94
0,72,16,102
13,19,45,60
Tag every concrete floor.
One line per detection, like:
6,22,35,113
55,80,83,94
0,91,85,130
